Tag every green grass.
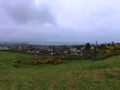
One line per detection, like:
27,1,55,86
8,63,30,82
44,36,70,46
0,51,120,90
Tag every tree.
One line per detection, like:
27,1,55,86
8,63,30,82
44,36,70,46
84,43,91,50
94,41,98,57
83,43,91,57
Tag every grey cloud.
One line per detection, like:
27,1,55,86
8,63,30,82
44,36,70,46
0,0,120,43
3,0,56,24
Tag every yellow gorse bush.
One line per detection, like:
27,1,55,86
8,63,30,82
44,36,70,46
24,57,63,65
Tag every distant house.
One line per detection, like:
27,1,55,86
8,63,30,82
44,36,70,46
71,48,83,56
0,46,10,50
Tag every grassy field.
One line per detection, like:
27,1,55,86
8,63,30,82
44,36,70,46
0,51,120,90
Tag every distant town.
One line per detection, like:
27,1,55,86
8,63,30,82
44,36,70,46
0,42,120,59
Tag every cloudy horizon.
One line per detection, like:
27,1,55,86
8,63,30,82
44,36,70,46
0,0,120,43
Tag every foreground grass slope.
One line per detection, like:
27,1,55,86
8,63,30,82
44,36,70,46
0,51,120,90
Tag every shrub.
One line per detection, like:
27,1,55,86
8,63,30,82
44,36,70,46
26,58,39,64
12,63,19,68
25,57,63,65
53,59,63,64
13,60,20,63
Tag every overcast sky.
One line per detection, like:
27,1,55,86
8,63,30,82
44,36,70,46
0,0,120,43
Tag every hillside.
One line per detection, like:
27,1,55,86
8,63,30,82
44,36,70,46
0,51,120,90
